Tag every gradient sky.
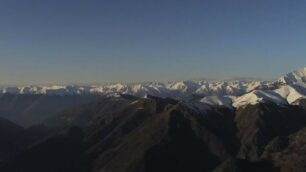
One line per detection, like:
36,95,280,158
0,0,306,85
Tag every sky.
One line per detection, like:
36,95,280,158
0,0,306,85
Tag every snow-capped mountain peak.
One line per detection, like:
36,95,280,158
278,67,306,84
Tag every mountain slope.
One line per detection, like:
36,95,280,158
0,127,89,172
234,103,306,161
2,94,306,171
2,67,306,171
0,94,101,126
0,117,24,165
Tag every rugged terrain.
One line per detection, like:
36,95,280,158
0,68,306,172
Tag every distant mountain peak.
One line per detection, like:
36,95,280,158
278,67,306,84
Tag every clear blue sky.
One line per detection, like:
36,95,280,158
0,0,306,84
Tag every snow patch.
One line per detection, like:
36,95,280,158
233,90,287,108
200,96,233,108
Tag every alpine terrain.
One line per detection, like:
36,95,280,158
1,67,306,172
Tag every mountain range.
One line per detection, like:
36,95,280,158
1,67,306,108
0,67,306,172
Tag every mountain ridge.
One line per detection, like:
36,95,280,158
1,68,306,171
0,67,306,109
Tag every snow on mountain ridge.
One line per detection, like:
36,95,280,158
278,67,306,84
200,95,234,108
1,67,306,108
232,90,288,108
274,85,306,104
0,80,266,97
